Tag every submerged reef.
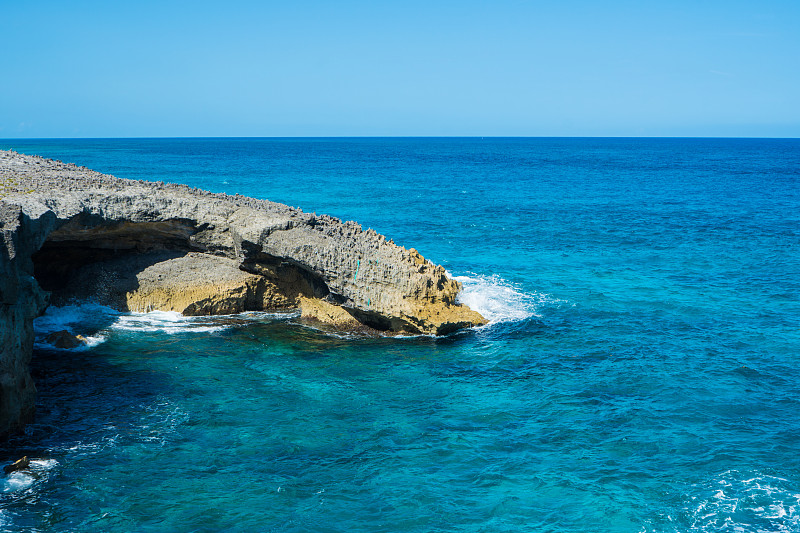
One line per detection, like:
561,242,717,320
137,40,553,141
0,150,486,438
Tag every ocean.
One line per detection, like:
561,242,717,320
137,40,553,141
0,137,798,532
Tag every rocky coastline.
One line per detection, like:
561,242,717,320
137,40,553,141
0,149,486,438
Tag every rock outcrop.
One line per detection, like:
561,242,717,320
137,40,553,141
3,456,30,475
0,149,486,437
45,330,87,349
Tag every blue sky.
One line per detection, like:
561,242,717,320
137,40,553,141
2,0,798,137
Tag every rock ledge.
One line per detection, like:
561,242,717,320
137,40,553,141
0,149,486,437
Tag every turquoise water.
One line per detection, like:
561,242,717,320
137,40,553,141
1,138,799,532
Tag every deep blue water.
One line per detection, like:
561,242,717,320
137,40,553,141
0,138,798,532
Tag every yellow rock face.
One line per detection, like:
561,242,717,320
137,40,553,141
405,300,489,335
125,277,288,315
121,253,293,315
297,297,363,330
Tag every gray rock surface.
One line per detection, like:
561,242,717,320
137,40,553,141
0,149,486,438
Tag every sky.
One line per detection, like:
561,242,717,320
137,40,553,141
2,0,799,138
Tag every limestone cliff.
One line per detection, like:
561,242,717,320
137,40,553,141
0,149,486,437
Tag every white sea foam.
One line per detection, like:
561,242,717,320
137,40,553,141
685,470,800,532
2,472,35,493
34,302,117,332
33,303,116,350
451,272,566,324
111,310,229,334
33,303,297,347
1,458,58,494
29,458,59,470
111,309,296,334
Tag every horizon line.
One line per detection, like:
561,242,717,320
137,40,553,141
1,135,798,141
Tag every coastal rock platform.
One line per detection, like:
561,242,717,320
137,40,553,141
0,149,486,437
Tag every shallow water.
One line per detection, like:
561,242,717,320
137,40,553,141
0,138,798,532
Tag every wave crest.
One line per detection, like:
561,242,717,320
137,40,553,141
451,272,566,324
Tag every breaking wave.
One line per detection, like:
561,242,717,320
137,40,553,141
33,303,297,349
452,272,567,324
